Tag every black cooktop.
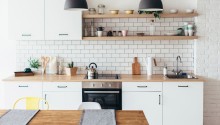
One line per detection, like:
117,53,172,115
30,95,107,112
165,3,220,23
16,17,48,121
85,74,120,79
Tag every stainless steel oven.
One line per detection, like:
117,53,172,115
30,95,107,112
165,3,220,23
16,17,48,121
82,82,122,110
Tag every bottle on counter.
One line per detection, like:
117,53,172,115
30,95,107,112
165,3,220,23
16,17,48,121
163,65,168,76
58,60,63,75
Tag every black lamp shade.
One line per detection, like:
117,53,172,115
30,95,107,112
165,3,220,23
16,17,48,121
64,0,88,10
139,0,163,11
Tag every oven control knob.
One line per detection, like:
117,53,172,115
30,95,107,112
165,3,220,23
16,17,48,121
109,84,112,87
92,84,95,87
101,84,103,87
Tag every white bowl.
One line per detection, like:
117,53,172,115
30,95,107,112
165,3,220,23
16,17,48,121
169,9,178,14
165,32,177,36
185,9,194,14
110,10,119,14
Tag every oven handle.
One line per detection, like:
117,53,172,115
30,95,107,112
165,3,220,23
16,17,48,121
84,91,120,94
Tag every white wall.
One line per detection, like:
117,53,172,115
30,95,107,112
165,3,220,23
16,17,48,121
0,0,16,79
0,0,16,108
197,0,220,125
87,0,197,12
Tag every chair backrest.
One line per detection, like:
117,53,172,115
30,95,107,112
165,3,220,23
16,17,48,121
78,102,102,110
13,97,49,110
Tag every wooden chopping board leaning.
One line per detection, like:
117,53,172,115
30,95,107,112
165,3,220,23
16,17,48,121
132,57,141,75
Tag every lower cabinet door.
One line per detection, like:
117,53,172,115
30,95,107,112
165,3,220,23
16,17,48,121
123,92,162,125
43,92,82,110
4,82,42,109
163,82,203,125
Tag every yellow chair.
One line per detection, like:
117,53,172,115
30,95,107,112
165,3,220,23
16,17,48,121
13,97,49,110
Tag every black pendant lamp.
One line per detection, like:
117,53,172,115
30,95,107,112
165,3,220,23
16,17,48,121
64,0,88,10
139,0,163,11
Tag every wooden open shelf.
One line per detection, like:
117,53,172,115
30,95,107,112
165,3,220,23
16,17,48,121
83,13,198,19
82,36,198,41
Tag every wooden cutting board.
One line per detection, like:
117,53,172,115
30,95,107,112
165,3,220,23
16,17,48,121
132,57,141,75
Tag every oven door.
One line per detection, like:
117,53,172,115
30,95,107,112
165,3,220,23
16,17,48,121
82,89,122,110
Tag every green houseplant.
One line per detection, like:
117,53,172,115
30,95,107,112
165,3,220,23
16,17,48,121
65,62,78,76
28,57,41,69
138,11,163,19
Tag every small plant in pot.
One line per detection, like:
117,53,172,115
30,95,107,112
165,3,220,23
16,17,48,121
65,62,78,76
28,57,41,74
138,10,163,19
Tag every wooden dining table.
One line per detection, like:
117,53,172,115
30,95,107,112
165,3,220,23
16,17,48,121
0,110,149,125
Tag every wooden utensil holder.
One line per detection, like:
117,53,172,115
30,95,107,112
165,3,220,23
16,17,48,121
65,67,78,76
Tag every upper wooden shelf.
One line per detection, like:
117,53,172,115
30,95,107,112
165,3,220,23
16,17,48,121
82,36,198,41
83,13,198,19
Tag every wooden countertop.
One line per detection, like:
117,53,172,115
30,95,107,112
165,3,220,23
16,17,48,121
0,110,149,125
2,74,204,82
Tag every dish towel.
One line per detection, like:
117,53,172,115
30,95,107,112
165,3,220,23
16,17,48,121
0,110,39,125
80,109,116,125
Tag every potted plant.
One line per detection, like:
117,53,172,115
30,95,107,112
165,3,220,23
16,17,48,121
28,57,41,74
138,10,163,19
65,62,78,76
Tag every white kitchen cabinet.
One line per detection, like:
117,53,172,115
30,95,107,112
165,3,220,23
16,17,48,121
122,82,162,125
43,82,82,110
3,82,42,109
45,0,82,40
43,92,82,110
8,0,44,40
163,82,203,125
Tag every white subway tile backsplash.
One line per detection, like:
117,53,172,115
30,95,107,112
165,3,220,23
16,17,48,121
138,18,146,22
129,18,138,22
16,17,194,74
161,22,170,26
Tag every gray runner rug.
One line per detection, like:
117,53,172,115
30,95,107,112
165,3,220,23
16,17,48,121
0,110,39,125
80,109,116,125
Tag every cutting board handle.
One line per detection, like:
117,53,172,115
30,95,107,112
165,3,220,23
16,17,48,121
134,57,138,62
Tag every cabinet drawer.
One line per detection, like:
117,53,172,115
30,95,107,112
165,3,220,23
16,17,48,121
122,82,162,92
4,82,42,90
163,82,203,89
43,82,82,92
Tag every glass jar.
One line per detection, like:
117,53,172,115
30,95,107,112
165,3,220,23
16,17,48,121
113,31,116,36
98,4,105,14
88,8,96,15
118,31,122,36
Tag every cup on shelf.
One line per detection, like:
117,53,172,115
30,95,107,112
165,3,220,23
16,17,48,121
169,9,178,14
122,30,128,37
188,24,194,36
97,31,103,37
183,22,189,36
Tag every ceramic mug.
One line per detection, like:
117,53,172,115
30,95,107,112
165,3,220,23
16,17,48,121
122,30,128,37
97,31,103,37
188,24,194,36
183,22,189,36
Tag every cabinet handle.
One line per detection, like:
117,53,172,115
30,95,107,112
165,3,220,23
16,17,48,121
22,34,32,36
178,85,189,88
57,86,68,88
44,94,47,104
59,34,68,36
137,86,148,88
18,85,29,88
159,95,161,105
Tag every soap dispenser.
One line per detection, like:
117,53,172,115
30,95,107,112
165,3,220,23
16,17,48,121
163,65,168,76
